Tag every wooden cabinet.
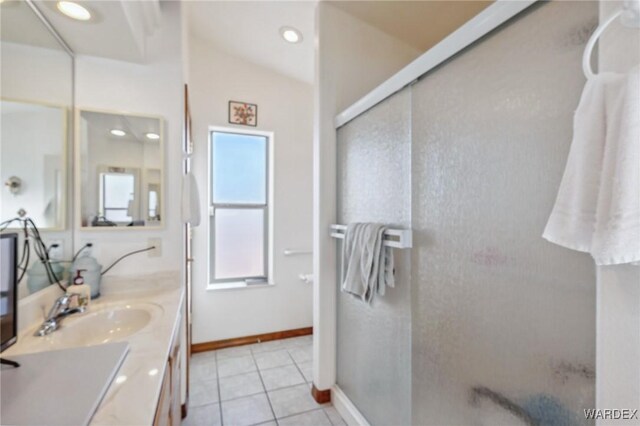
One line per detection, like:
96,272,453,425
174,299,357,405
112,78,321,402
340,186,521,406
154,366,171,426
154,316,182,426
170,341,182,426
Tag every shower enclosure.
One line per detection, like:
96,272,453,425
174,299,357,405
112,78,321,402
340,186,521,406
336,2,597,425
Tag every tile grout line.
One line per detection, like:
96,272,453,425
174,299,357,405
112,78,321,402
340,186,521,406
189,341,314,424
267,407,334,425
199,378,311,406
321,407,337,426
287,349,310,385
200,346,313,404
215,351,224,426
250,347,280,425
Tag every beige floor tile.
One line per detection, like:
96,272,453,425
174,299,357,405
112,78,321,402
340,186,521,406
220,393,274,426
218,355,257,378
267,384,323,419
190,378,219,407
181,403,221,426
219,371,264,401
324,406,347,426
254,349,293,370
278,409,332,426
260,365,305,391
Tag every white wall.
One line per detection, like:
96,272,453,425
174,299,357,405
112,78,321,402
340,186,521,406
596,1,640,422
313,2,421,391
73,1,183,277
188,35,314,343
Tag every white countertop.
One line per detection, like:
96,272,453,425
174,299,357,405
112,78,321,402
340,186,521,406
3,271,184,426
1,342,129,426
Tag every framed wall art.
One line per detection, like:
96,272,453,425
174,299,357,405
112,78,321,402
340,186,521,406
228,101,257,127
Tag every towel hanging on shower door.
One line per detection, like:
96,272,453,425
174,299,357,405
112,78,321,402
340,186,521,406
543,66,639,265
341,223,395,303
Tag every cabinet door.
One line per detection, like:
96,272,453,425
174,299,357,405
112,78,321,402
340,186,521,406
154,364,171,426
170,346,182,426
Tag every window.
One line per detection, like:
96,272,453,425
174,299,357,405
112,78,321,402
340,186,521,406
209,130,270,286
99,172,135,223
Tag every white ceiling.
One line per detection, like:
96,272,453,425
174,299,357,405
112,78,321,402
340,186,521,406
187,1,317,84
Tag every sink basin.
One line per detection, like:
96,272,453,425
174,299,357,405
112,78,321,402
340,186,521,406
27,303,163,348
6,301,164,356
59,307,152,346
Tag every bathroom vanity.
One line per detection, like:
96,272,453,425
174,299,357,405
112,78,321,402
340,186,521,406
154,308,183,426
0,2,191,424
2,272,185,425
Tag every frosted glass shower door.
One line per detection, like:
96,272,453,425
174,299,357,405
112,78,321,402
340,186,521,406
410,1,597,425
336,88,412,426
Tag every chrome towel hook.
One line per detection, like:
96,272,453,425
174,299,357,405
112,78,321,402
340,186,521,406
582,0,640,79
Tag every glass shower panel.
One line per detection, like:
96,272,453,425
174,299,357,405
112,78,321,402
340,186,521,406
411,2,597,425
337,88,412,426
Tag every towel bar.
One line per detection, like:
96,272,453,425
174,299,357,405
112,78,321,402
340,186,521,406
330,224,413,249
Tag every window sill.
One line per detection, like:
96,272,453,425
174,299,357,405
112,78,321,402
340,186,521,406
206,281,275,292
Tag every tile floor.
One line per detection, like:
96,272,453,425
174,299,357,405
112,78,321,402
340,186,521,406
183,335,346,426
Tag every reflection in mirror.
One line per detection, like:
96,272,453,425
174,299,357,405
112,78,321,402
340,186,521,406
1,0,74,300
79,110,163,228
1,100,67,229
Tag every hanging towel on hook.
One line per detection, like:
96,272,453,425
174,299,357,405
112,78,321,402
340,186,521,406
543,66,639,265
341,223,395,303
181,172,201,227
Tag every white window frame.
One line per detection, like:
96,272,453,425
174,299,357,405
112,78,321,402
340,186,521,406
207,126,274,290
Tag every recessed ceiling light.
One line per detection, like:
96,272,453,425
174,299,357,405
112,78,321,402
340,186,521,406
280,26,302,44
56,1,91,21
110,129,126,137
145,132,160,140
115,375,127,384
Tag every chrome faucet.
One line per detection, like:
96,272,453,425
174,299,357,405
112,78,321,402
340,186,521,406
35,293,86,336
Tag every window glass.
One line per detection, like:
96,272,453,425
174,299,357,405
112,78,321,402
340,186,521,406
103,173,134,208
214,208,265,280
212,132,267,204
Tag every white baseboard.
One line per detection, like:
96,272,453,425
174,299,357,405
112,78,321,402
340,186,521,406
332,385,371,426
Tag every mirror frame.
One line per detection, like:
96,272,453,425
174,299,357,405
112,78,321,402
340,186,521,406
1,97,69,232
74,107,165,231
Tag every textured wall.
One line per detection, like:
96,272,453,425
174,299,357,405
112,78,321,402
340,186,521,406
411,2,597,425
336,1,599,425
336,88,412,426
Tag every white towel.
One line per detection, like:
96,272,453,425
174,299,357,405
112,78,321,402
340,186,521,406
181,172,201,227
341,223,395,303
543,67,640,265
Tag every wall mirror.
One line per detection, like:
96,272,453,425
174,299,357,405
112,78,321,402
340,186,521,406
1,100,67,229
1,0,74,299
78,110,164,229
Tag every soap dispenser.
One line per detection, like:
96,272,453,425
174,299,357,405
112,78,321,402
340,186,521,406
67,269,91,309
70,252,102,298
